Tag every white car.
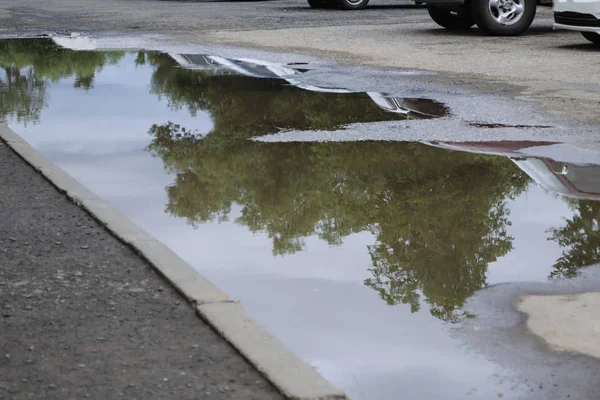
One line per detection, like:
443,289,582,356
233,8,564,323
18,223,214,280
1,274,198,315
554,0,600,44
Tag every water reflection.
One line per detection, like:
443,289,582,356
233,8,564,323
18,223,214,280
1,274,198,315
428,141,600,280
0,39,124,123
549,200,600,278
2,39,600,324
147,122,530,320
162,52,448,120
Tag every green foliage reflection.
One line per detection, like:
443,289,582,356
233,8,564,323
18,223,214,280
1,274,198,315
549,200,600,278
0,39,124,122
148,122,529,321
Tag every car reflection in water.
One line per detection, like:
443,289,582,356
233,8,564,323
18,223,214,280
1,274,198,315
425,140,600,201
169,53,448,120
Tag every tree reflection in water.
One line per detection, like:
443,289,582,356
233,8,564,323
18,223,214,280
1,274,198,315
141,53,530,321
0,39,124,123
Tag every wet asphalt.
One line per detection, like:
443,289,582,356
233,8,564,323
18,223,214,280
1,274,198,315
0,139,284,400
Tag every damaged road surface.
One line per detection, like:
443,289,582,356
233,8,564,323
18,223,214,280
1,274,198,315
2,38,600,400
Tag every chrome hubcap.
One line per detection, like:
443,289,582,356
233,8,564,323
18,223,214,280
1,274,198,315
488,0,525,25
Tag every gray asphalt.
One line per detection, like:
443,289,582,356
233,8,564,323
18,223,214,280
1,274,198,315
0,0,426,33
0,139,284,400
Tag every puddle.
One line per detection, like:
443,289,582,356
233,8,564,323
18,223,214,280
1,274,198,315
2,38,600,400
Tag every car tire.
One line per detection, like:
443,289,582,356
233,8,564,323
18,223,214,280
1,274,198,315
470,0,536,36
582,31,600,45
336,0,369,10
308,0,336,8
426,5,475,29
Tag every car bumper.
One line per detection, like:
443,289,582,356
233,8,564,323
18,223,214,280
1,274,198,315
553,0,600,31
554,22,600,32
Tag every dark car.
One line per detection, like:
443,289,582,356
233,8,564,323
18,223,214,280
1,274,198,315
420,0,552,35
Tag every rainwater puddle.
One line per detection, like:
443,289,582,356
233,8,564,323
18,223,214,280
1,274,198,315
2,38,600,400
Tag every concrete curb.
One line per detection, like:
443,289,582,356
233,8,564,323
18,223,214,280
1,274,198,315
198,303,347,400
0,123,347,400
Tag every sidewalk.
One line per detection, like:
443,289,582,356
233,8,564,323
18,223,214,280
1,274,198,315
0,139,284,400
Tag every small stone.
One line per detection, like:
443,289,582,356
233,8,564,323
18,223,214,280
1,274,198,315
4,354,10,359
55,242,62,245
29,346,34,351
191,344,199,349
21,379,28,383
163,378,169,382
175,301,181,306
48,384,56,390
23,305,32,310
81,246,89,250
186,383,192,388
96,337,106,341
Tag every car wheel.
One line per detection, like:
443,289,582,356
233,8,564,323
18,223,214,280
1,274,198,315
308,0,336,8
426,5,475,29
470,0,536,36
582,31,600,45
336,0,369,10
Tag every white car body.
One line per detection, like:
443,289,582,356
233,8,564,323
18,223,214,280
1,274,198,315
553,0,600,35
